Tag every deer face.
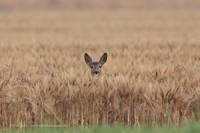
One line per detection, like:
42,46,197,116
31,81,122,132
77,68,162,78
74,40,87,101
84,53,107,76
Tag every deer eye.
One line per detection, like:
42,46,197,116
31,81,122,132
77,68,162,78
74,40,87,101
99,66,101,68
91,66,93,69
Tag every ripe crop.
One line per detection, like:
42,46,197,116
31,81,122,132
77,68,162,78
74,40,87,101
0,10,200,129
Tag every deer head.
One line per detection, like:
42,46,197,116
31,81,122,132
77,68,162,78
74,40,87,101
84,53,107,76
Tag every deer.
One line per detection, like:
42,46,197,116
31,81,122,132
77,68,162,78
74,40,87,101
84,53,107,76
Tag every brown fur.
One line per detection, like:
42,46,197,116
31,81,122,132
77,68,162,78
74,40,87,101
84,53,107,76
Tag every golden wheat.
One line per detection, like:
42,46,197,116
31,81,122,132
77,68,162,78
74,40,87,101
0,10,200,129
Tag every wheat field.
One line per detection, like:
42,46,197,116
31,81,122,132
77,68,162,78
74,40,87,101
0,10,200,129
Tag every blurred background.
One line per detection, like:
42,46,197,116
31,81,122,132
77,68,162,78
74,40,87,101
0,0,199,11
0,0,200,50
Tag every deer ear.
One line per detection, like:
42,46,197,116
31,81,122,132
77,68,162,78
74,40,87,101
84,53,93,66
99,53,107,65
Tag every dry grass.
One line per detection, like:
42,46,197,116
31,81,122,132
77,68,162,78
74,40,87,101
0,10,200,129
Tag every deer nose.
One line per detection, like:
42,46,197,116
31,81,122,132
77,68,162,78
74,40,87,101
94,71,99,74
